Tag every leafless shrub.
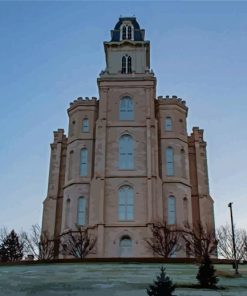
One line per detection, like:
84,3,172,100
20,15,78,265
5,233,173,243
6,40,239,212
145,221,182,258
60,227,96,259
182,223,217,259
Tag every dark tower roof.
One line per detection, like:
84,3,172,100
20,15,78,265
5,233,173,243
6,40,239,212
111,17,145,42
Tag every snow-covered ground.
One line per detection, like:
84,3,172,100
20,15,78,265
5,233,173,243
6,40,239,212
0,263,246,296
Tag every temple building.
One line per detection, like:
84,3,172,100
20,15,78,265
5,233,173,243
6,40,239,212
42,17,215,258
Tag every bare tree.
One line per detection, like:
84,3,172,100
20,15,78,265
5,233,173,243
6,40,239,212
145,221,182,258
21,224,56,260
182,223,217,259
60,227,96,259
217,224,247,261
244,233,247,261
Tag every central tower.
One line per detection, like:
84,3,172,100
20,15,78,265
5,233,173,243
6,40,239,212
93,17,162,257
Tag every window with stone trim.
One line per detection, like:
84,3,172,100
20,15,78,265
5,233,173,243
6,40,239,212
118,185,134,221
121,55,132,74
166,147,174,176
68,150,74,180
167,195,176,225
119,96,134,120
165,117,172,131
80,148,88,176
119,235,132,257
82,118,89,132
119,134,134,169
121,24,133,41
77,196,86,226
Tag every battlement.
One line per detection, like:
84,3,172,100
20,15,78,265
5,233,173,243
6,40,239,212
68,97,98,112
188,127,205,143
156,95,188,112
53,129,67,144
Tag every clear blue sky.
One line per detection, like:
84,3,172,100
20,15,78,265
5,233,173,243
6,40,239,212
0,1,246,233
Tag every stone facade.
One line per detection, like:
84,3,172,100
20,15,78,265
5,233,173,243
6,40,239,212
42,17,215,258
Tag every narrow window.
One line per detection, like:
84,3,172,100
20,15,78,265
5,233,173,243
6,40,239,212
127,56,132,73
77,196,86,226
68,150,74,180
183,197,188,224
122,56,127,74
122,25,127,40
65,198,71,228
119,236,132,257
165,117,172,131
80,148,88,176
119,96,134,120
181,148,186,178
127,26,132,40
166,147,174,176
119,134,134,169
118,185,134,220
167,195,176,225
82,118,89,132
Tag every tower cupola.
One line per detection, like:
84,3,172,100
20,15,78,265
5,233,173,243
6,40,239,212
101,17,151,76
111,17,145,42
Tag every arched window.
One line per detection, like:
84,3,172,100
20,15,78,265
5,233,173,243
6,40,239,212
119,135,134,169
119,96,134,120
165,117,172,131
80,148,88,176
121,55,132,74
122,25,127,40
166,147,174,176
77,196,86,226
122,56,127,74
118,185,134,220
65,198,71,228
167,195,176,225
68,150,74,180
82,118,89,132
127,26,132,40
127,56,132,73
119,236,132,257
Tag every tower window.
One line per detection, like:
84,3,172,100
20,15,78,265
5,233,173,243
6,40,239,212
121,25,133,41
122,56,127,74
167,195,176,225
82,118,89,132
77,196,86,226
119,96,134,120
127,26,132,40
68,150,74,180
165,117,172,131
119,134,134,169
127,56,132,73
122,25,127,40
80,148,88,176
121,55,132,74
118,186,134,220
166,147,174,176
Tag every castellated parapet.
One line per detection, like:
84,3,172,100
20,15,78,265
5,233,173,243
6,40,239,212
68,97,98,112
52,129,67,144
156,95,188,115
